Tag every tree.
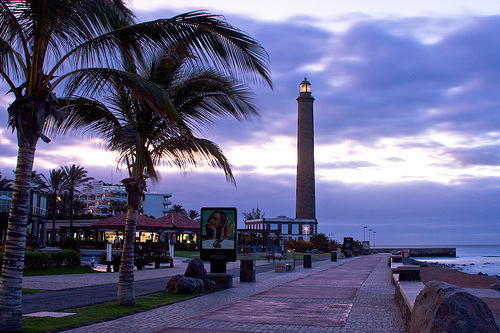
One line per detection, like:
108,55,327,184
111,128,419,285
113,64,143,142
310,233,330,253
0,2,139,329
34,169,65,246
188,210,200,220
169,204,188,217
61,165,93,236
56,36,271,306
0,173,13,188
243,206,265,221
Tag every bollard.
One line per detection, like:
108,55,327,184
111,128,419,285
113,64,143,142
240,258,256,282
331,251,337,261
303,254,312,268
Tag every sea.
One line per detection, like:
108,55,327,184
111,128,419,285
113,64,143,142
406,245,500,276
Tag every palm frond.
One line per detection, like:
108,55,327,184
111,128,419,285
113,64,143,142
54,10,271,88
59,67,181,122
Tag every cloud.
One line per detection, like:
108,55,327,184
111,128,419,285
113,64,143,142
1,8,500,245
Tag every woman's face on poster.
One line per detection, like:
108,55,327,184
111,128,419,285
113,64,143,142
208,212,223,228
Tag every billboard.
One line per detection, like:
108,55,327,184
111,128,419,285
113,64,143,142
200,207,237,261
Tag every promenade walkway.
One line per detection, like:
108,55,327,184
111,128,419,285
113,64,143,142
49,253,406,333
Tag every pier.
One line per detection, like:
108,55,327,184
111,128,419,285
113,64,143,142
373,247,456,257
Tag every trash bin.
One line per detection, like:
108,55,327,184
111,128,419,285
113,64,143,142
240,258,256,282
331,251,337,261
303,254,312,268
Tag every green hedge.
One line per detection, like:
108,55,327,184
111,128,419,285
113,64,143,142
24,250,81,270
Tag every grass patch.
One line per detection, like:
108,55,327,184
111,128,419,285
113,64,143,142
22,289,46,295
23,266,101,276
22,291,212,332
172,251,199,258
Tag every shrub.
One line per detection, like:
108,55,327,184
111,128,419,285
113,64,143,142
60,236,80,252
51,251,66,267
26,234,41,251
25,251,52,270
61,249,81,267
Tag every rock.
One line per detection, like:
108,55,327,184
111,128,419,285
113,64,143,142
183,258,217,290
410,281,500,333
184,258,207,280
490,283,500,291
165,274,204,294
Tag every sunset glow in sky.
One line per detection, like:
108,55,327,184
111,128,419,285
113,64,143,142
1,1,500,245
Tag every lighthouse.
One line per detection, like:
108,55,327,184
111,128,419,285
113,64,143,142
296,78,316,220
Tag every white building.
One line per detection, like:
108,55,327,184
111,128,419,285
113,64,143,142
244,216,318,241
78,181,171,218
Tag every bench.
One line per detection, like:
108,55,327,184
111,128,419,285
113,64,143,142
266,252,283,262
275,261,292,272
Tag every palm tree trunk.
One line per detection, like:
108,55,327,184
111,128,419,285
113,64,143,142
0,145,36,332
69,188,74,237
117,175,146,306
51,195,57,246
117,205,138,305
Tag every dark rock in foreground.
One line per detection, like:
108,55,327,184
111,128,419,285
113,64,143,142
411,280,500,333
165,274,204,294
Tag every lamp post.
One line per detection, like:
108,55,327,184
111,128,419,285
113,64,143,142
363,226,367,242
369,229,372,249
373,231,376,249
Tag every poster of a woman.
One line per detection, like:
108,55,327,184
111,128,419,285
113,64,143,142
201,208,237,261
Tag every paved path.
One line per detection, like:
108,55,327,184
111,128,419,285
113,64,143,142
22,258,276,314
55,253,406,333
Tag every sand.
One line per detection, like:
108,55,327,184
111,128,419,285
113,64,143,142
420,265,500,321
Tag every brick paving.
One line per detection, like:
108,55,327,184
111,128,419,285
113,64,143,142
61,254,406,333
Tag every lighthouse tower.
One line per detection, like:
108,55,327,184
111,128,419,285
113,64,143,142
296,78,316,220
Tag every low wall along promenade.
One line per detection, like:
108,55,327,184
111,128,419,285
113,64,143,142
374,247,456,257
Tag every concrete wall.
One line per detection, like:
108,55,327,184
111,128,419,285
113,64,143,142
374,247,456,257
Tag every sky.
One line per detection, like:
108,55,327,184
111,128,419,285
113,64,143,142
2,1,500,246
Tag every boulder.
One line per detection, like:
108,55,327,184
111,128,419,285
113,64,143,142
184,258,207,280
410,280,500,333
165,274,204,294
184,258,217,289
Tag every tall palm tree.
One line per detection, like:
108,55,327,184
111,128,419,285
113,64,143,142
0,3,272,327
56,48,270,306
35,169,65,246
61,164,93,237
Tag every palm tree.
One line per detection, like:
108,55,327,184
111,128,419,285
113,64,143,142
61,165,93,237
188,210,200,220
1,3,271,329
35,169,65,246
0,173,13,188
56,49,270,306
169,204,188,217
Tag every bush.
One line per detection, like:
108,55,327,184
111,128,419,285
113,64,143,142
61,249,81,266
288,239,315,253
51,251,66,267
25,251,52,270
60,236,80,252
26,234,41,251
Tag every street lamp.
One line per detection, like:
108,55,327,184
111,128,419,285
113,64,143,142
363,226,367,242
369,229,372,249
373,231,376,249
303,225,309,242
